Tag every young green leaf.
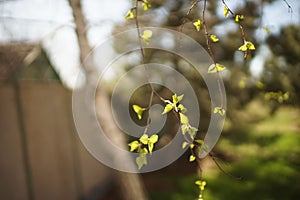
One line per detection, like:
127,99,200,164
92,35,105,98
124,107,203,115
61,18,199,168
142,0,151,11
210,34,219,42
213,107,226,116
195,180,207,191
182,141,189,149
141,30,152,45
208,63,226,73
189,155,196,162
187,126,198,139
235,14,244,23
223,6,229,17
125,9,134,19
136,154,147,170
162,104,173,114
189,143,195,149
139,134,149,145
133,105,145,120
195,139,203,145
238,41,255,51
179,113,189,125
148,134,158,154
128,140,139,152
177,104,187,113
193,19,202,31
181,124,188,135
172,94,184,104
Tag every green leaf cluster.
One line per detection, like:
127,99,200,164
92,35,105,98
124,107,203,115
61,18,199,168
128,134,159,169
238,41,255,52
162,94,186,114
265,91,289,103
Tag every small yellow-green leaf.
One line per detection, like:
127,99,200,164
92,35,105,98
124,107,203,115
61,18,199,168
208,63,226,73
193,19,202,31
125,10,134,19
181,124,188,135
187,126,198,139
141,30,152,45
179,113,189,125
148,135,159,153
239,41,255,51
189,155,196,162
213,107,226,116
182,141,189,149
128,140,139,152
195,139,203,145
149,134,158,144
210,34,219,42
136,154,147,169
195,180,207,191
235,14,244,23
139,134,149,145
195,180,202,186
162,104,173,114
142,0,151,11
133,104,144,120
178,104,187,113
189,143,195,149
139,147,148,154
223,6,229,17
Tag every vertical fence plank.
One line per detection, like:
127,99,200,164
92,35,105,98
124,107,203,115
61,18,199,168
0,83,29,200
20,83,78,200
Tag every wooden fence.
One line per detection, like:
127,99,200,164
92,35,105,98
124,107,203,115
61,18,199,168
0,81,112,200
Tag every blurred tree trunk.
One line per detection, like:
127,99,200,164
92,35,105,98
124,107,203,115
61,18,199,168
67,0,148,200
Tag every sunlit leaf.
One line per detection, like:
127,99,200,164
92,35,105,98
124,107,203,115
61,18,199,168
182,141,189,149
195,180,207,190
125,9,134,19
235,14,244,23
139,147,148,154
139,134,149,145
136,154,147,170
148,134,158,154
210,34,219,42
178,104,187,113
142,0,151,11
141,30,153,45
189,155,196,162
238,41,255,51
128,140,139,152
189,143,195,149
213,107,226,116
193,19,202,31
187,126,198,139
162,104,173,114
223,6,229,17
181,124,188,135
179,113,189,125
195,139,203,145
133,104,144,120
208,63,226,73
149,134,158,143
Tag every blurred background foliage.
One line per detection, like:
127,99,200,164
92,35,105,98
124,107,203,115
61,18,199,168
110,0,300,199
